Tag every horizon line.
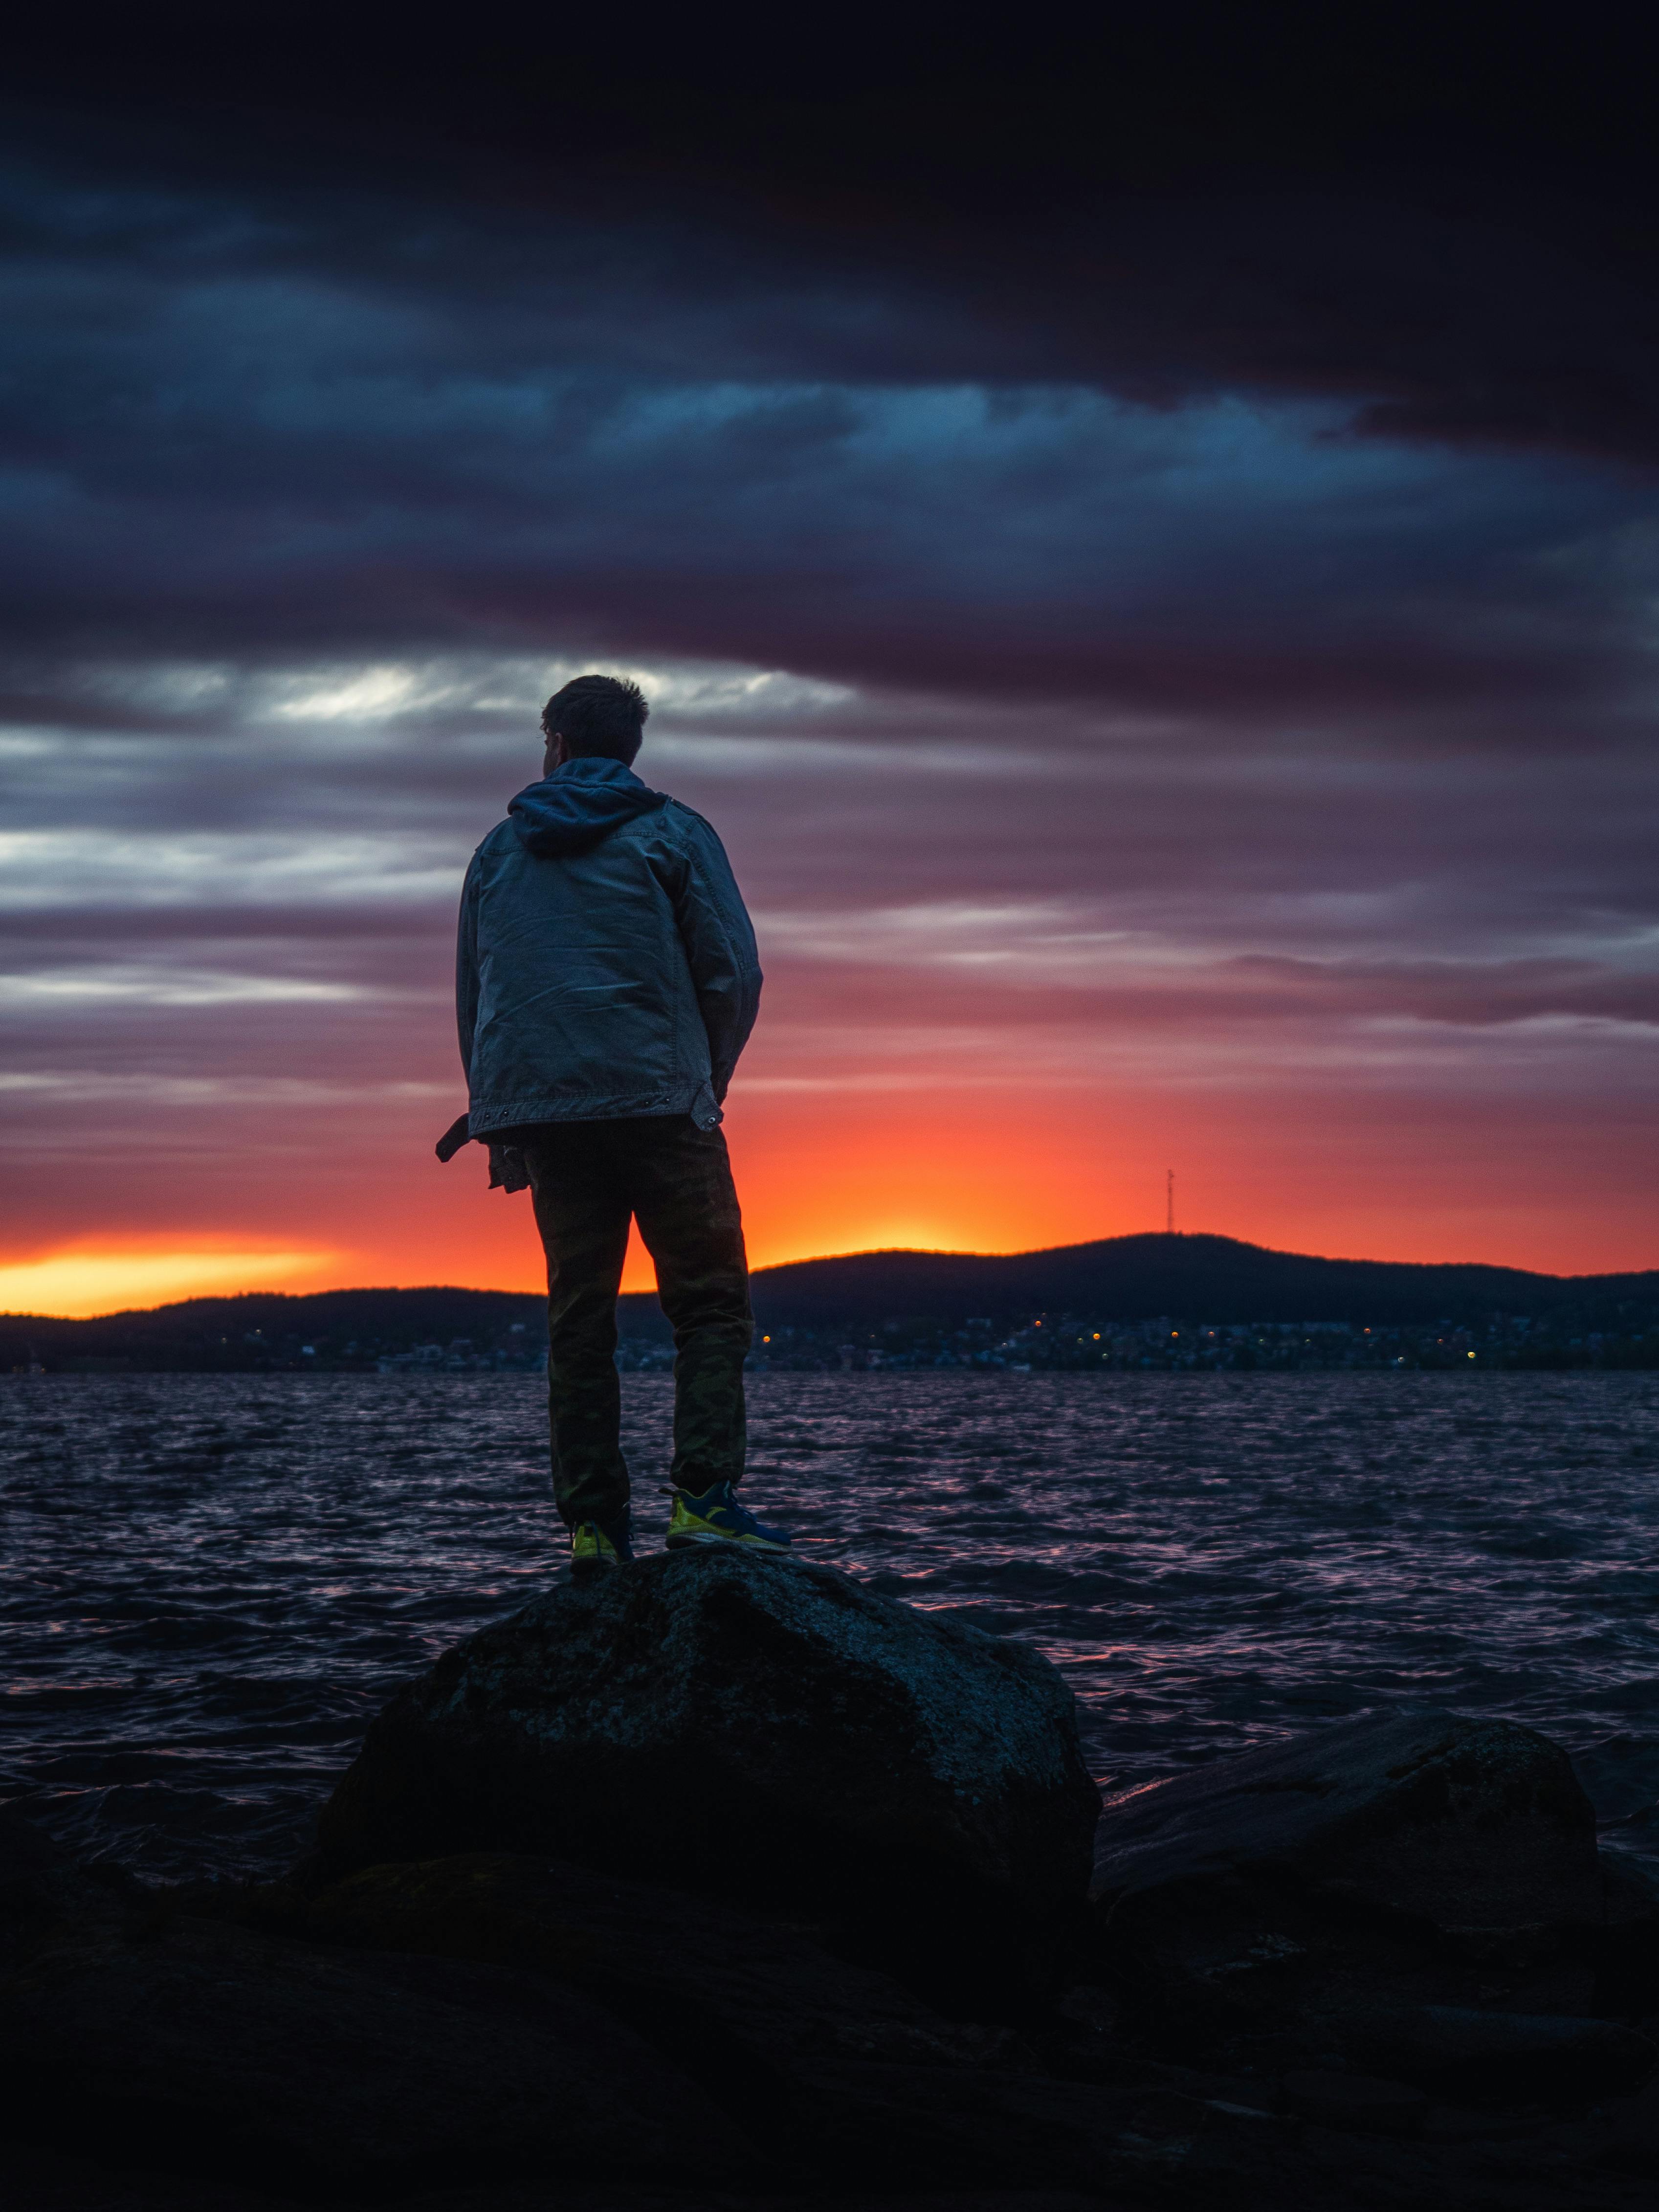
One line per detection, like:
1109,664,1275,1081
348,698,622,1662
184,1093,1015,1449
5,1227,1656,1324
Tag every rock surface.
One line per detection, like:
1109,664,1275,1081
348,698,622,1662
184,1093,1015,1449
1086,1706,1657,2098
1356,2004,1657,2102
1280,2068,1429,2136
7,1774,1659,2210
0,1832,756,2192
317,1547,1100,1959
257,1848,1031,2082
1091,1705,1601,1931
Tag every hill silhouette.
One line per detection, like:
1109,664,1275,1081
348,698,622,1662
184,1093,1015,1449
715,1232,1659,1334
2,1234,1655,1371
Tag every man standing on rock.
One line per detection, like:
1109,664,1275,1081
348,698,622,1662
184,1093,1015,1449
440,673,792,1576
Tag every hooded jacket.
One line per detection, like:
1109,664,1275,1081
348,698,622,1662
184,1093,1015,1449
454,757,762,1135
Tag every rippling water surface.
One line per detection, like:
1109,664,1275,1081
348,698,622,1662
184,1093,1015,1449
4,1371,1658,1880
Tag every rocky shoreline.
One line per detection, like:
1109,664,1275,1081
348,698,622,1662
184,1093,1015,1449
4,1547,1657,2209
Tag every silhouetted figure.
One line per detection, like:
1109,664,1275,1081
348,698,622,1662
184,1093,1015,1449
440,674,791,1574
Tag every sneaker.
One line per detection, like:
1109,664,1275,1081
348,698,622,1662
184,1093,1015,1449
664,1481,793,1552
570,1512,634,1579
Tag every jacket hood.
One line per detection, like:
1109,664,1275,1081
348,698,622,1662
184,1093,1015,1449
507,757,667,857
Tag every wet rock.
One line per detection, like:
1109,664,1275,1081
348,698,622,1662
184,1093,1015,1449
1084,1705,1658,2095
234,1852,1178,2194
1586,1850,1659,2018
316,1547,1099,1979
0,1806,62,1891
0,2142,315,2212
0,1906,758,2192
1349,2005,1656,2105
0,1806,152,1966
736,2061,1272,2195
1091,1705,1601,1935
1589,2086,1659,2183
1280,2068,1428,2136
1571,1733,1659,1827
254,1848,1032,2089
1087,1863,1606,2076
1039,1982,1128,2081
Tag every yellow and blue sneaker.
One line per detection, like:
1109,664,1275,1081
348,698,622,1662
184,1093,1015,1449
664,1481,793,1552
569,1512,634,1579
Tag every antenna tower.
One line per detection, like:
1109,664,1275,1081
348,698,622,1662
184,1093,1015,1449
1166,1169,1174,1237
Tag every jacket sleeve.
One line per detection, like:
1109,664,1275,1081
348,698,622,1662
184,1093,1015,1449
455,853,482,1084
663,809,763,1100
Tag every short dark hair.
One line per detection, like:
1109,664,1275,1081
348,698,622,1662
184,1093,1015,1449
541,674,649,764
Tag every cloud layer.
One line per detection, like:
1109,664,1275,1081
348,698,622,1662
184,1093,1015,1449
2,65,1657,1303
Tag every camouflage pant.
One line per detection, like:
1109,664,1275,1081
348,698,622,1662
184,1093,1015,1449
522,1115,752,1529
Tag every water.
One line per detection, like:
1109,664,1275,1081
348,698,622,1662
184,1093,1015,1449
3,1371,1658,1883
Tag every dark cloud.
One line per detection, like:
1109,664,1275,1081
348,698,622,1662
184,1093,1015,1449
11,10,1659,466
0,189,1648,721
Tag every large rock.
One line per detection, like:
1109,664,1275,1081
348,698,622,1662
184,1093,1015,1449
316,1548,1100,1961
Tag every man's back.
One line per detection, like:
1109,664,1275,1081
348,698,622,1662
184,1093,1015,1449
457,756,761,1139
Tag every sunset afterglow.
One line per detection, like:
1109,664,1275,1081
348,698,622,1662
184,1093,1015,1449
0,1247,334,1321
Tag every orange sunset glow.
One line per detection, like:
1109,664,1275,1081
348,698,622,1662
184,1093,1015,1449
9,1053,1651,1318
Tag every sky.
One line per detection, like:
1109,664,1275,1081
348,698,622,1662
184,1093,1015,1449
2,15,1658,1313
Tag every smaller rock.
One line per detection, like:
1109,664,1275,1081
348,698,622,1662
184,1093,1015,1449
1350,2005,1657,2105
1084,1705,1618,2067
1042,1982,1127,2083
1583,1848,1659,2021
1571,1733,1659,1825
1091,1705,1600,1934
0,1807,149,1967
0,1808,61,1889
1597,1848,1659,1925
1055,1985,1122,2037
1281,2070,1428,2137
1591,2125,1659,2181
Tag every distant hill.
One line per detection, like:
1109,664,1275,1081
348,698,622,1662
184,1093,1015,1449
714,1232,1659,1336
0,1285,547,1374
2,1234,1656,1372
